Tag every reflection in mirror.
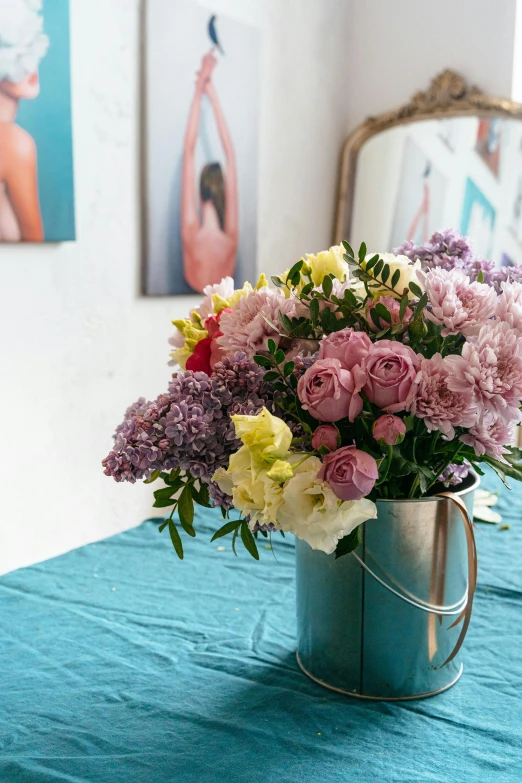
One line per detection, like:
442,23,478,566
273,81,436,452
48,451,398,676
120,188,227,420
350,116,522,266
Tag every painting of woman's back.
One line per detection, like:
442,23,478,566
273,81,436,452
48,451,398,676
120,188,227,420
144,0,260,295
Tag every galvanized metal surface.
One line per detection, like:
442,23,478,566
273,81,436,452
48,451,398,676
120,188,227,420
295,474,479,700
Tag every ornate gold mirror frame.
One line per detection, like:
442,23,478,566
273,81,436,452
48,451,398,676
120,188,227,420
334,69,522,243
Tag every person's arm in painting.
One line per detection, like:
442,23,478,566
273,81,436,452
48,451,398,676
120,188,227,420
5,126,43,242
181,53,216,243
204,80,238,245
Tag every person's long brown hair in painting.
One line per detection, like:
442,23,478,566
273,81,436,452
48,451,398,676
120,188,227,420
181,50,238,292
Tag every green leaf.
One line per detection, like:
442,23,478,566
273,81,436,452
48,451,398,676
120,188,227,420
373,259,384,278
267,338,276,355
358,242,367,261
153,498,177,508
482,455,522,487
342,240,355,258
301,282,314,296
283,361,295,376
178,486,194,526
391,269,401,289
381,264,390,285
154,485,178,501
144,470,161,485
193,482,211,508
322,275,333,298
342,288,358,308
240,521,260,560
288,259,304,279
399,294,409,321
370,308,383,329
374,302,392,324
310,298,320,325
263,370,279,382
254,354,272,368
409,281,423,298
335,526,362,559
275,349,285,365
477,270,484,284
365,254,379,271
271,276,285,288
158,520,169,533
168,520,184,559
210,519,242,542
232,528,239,556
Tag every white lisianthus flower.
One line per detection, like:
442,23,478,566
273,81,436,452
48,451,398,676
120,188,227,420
213,446,285,526
365,252,423,300
277,457,377,554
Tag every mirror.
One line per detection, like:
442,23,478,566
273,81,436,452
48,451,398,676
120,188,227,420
335,70,522,265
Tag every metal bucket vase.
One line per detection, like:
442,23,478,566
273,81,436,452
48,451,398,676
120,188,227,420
296,473,479,701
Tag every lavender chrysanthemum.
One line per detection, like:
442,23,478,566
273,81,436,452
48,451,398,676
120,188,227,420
217,287,299,359
102,353,272,484
445,322,522,424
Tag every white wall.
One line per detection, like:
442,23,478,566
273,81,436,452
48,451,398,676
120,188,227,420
2,0,520,575
344,0,518,129
0,0,352,574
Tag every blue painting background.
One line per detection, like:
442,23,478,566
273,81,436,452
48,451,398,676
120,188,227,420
17,0,75,242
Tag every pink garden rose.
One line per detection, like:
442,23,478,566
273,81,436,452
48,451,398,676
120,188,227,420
410,353,478,439
372,414,406,446
318,328,372,370
297,358,366,422
363,340,419,413
318,446,379,501
311,424,340,451
420,268,496,337
366,296,413,332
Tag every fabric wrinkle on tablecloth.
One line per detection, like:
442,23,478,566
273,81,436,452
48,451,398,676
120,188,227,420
0,468,521,782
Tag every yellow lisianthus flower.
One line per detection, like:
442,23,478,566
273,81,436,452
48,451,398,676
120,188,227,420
266,459,294,484
170,312,208,369
231,408,293,471
212,274,269,314
305,244,349,287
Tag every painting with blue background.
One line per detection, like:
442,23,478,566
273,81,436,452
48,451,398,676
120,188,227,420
17,0,75,242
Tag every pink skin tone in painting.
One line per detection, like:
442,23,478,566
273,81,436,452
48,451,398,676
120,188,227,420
181,50,238,292
0,72,44,242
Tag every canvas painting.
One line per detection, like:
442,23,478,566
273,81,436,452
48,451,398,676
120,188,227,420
389,136,448,249
144,0,260,295
475,118,502,178
0,0,75,242
460,178,496,258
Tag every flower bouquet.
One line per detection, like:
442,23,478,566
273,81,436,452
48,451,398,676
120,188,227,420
103,229,522,698
103,229,522,561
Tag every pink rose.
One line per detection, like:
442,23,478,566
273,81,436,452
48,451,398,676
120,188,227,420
318,446,379,501
318,328,372,370
373,414,406,446
363,340,419,413
311,424,339,451
298,358,366,422
366,296,413,332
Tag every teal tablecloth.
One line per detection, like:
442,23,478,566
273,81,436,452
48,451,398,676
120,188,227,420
1,470,521,783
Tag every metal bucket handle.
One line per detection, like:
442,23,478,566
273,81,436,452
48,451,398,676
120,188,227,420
351,492,477,668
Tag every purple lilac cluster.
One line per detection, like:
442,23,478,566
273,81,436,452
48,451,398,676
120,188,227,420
102,353,272,492
438,461,471,488
396,229,522,294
